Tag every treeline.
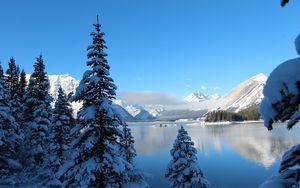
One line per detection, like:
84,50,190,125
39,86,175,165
0,19,147,187
205,104,261,122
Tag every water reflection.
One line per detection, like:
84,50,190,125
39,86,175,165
129,122,300,187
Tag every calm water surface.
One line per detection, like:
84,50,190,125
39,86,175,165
128,121,300,188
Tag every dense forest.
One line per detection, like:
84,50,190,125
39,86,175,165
205,104,261,122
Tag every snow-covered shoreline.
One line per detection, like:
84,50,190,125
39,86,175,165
127,120,264,127
198,120,264,126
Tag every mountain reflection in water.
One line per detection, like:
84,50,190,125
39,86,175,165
129,122,300,188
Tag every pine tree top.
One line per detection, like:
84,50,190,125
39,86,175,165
73,17,117,105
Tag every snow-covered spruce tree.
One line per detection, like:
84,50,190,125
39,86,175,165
6,58,20,97
18,69,27,103
120,123,148,185
22,55,53,185
166,126,210,188
259,34,300,187
121,124,136,165
61,18,132,188
47,87,74,187
0,62,22,186
6,58,22,122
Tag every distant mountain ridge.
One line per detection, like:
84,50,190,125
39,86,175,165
184,92,221,102
184,73,267,113
25,73,267,121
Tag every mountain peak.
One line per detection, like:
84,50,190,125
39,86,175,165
184,92,221,102
214,73,267,112
184,91,208,102
250,73,267,83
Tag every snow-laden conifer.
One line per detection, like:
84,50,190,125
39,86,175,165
259,33,300,187
61,17,130,188
5,58,21,122
47,87,74,187
0,62,22,185
120,123,148,186
166,126,210,188
22,55,53,184
6,58,20,97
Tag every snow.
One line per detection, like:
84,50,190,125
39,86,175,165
259,169,300,188
166,126,210,188
184,92,221,103
22,73,267,121
260,57,300,129
260,34,300,129
26,74,81,116
279,144,300,173
215,73,267,112
114,99,165,120
184,92,210,102
259,33,300,187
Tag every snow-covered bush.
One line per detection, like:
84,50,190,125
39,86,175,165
166,126,210,188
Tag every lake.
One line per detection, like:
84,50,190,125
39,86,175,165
128,121,300,188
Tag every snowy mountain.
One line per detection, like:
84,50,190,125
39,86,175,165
184,92,209,102
208,93,222,100
113,99,165,120
24,73,267,120
26,74,79,100
184,92,221,102
144,104,165,117
25,74,133,119
215,73,267,112
26,74,82,115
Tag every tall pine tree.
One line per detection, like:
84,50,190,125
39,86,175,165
22,55,53,184
166,126,210,188
0,62,22,186
6,58,21,122
62,17,129,188
6,58,20,97
47,87,74,187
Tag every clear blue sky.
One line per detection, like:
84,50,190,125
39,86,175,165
1,0,300,97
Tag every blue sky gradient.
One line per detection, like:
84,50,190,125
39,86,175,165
1,0,300,97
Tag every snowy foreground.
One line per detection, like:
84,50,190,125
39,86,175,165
258,34,300,187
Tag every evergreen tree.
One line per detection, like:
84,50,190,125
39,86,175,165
22,55,53,184
259,33,300,187
47,87,74,187
6,58,20,97
166,126,210,188
119,123,148,186
121,124,136,165
18,69,27,102
0,62,22,185
5,58,21,121
62,17,129,188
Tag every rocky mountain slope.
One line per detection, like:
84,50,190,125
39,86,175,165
215,73,267,112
